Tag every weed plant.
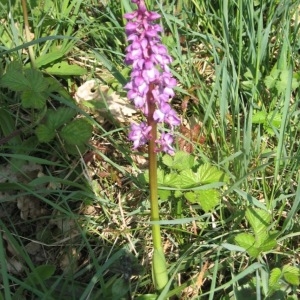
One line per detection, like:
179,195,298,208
0,0,299,299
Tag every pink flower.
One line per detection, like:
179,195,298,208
156,133,175,155
129,122,152,149
124,0,179,153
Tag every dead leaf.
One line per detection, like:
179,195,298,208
75,79,137,123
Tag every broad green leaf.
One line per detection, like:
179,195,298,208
152,248,168,291
184,189,220,212
60,118,92,145
184,191,197,203
234,233,260,258
276,70,290,93
35,124,56,143
197,189,220,212
174,190,183,198
21,90,47,109
162,151,194,171
264,69,280,89
259,235,277,252
45,77,71,97
268,267,282,290
46,107,76,130
171,151,194,171
256,230,277,247
64,142,87,155
163,172,181,187
157,168,164,185
267,113,281,128
252,111,267,124
46,61,87,76
111,277,129,299
197,163,227,184
158,189,171,200
282,265,300,286
291,77,300,91
276,69,299,92
24,68,49,92
35,51,65,68
245,207,271,236
179,169,198,188
0,68,30,91
142,169,165,185
143,170,150,183
27,264,56,285
13,264,56,298
234,233,255,249
162,153,173,167
254,231,270,246
0,108,22,146
264,125,277,136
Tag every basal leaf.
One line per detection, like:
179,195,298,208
267,113,282,128
268,268,282,290
264,125,276,136
27,264,56,285
158,189,171,200
174,190,183,198
64,142,87,155
252,111,267,124
184,191,197,203
35,51,65,68
111,277,129,299
142,169,164,185
35,124,56,143
245,207,271,236
234,233,260,258
255,231,270,246
234,233,255,249
163,172,181,187
179,169,198,188
0,108,22,146
171,151,194,171
162,151,194,171
143,170,149,183
60,118,92,145
291,76,300,91
24,68,49,92
45,77,71,97
258,231,278,251
157,168,164,185
259,238,277,253
264,68,280,89
282,265,300,286
184,189,220,212
197,163,227,184
46,61,87,76
197,189,220,212
0,68,30,91
21,90,47,109
276,70,289,93
46,107,76,130
162,153,173,167
14,264,56,298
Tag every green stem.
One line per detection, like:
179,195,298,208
21,0,36,68
147,85,168,292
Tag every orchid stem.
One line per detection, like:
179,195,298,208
21,0,36,68
148,87,168,291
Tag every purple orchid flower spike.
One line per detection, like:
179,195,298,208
124,0,179,154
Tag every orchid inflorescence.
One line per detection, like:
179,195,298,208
124,0,180,155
